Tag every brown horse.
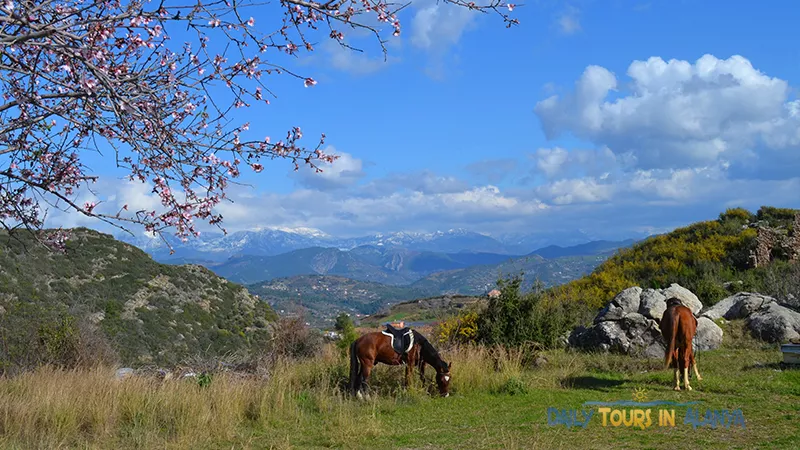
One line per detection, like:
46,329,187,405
660,297,702,391
349,329,451,399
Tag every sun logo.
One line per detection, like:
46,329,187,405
632,387,648,402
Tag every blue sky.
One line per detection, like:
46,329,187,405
53,0,800,240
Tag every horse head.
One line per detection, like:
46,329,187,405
435,361,452,397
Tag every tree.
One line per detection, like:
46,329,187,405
333,312,357,355
0,0,519,251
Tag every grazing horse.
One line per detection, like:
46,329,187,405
349,329,452,399
660,297,702,391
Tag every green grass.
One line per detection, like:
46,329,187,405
0,321,797,449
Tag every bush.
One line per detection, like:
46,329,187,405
0,302,119,374
333,313,358,357
476,274,589,349
495,376,528,396
268,317,322,360
435,310,479,346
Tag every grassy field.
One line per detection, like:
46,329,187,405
0,321,797,449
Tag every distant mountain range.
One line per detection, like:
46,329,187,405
246,249,629,326
117,227,647,263
211,246,519,285
116,227,641,326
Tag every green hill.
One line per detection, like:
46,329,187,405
409,254,606,294
548,206,800,311
0,228,277,370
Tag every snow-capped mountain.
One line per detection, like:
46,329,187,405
116,225,643,264
117,227,516,262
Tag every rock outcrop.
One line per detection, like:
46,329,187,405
569,284,724,357
698,292,800,343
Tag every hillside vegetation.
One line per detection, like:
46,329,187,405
548,206,799,311
433,206,800,349
0,228,277,371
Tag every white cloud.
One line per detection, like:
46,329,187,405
292,148,365,190
320,40,393,76
534,54,800,176
557,6,582,35
535,177,614,205
410,1,476,51
532,146,632,180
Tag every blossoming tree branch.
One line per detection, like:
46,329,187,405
0,0,518,251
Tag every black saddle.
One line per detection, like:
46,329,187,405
382,324,414,356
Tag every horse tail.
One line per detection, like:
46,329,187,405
348,339,360,395
664,312,679,369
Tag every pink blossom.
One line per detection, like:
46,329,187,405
304,78,317,88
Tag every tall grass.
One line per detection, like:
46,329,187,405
1,324,785,449
0,341,532,449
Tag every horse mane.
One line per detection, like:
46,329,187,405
412,330,448,372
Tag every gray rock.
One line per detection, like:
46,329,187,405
573,313,664,358
115,368,135,380
569,284,723,357
621,313,666,358
594,303,627,323
701,292,775,321
746,303,800,343
662,283,703,314
639,289,668,321
595,287,642,323
779,293,799,312
614,286,643,313
694,317,724,351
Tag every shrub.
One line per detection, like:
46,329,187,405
496,376,528,396
435,310,479,346
476,274,589,350
268,317,322,360
333,313,358,357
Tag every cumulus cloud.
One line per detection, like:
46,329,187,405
531,146,634,180
534,55,800,177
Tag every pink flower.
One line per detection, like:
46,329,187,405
247,17,255,26
304,78,317,88
209,18,221,27
507,4,515,11
251,163,264,172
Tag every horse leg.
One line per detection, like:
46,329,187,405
404,354,414,389
673,365,681,391
682,349,692,391
359,359,374,401
691,352,702,381
419,360,427,384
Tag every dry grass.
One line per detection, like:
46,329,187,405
0,342,526,449
0,329,796,448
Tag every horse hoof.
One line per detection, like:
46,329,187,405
686,386,693,391
673,386,681,391
356,391,364,401
696,376,703,381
